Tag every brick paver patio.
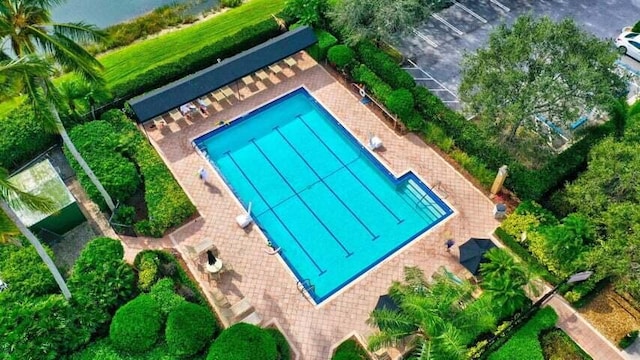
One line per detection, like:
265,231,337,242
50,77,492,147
136,53,502,359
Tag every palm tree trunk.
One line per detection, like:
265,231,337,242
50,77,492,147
0,201,72,300
51,106,116,212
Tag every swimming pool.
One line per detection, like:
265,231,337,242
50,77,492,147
194,88,453,304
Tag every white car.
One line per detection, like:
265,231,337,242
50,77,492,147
615,31,640,62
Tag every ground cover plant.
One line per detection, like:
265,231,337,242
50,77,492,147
332,338,370,360
487,307,558,360
540,328,593,360
66,110,195,236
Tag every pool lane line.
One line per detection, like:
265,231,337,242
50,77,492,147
273,126,379,241
224,151,327,275
295,115,404,224
249,138,354,258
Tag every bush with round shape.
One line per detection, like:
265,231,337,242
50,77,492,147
109,294,163,354
150,278,185,314
385,89,415,120
166,302,217,357
327,45,355,70
73,237,124,274
207,323,277,360
266,328,291,360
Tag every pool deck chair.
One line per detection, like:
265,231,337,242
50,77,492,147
152,117,167,128
268,64,283,75
284,57,297,67
221,86,235,99
212,90,226,103
199,96,212,106
241,75,255,87
235,202,253,228
169,109,182,121
255,69,269,82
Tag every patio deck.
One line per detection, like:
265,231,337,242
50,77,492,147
138,52,500,359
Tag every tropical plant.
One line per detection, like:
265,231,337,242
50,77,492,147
367,266,491,360
284,0,327,26
460,14,625,145
57,78,110,121
480,248,532,317
0,0,117,211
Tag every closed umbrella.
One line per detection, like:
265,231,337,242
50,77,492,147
207,250,217,265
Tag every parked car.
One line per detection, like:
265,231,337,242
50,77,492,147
615,31,640,62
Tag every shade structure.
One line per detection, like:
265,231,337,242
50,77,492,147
374,294,400,312
459,238,496,275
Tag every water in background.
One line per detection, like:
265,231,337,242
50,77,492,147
52,0,219,29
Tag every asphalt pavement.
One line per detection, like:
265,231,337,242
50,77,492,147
395,0,640,109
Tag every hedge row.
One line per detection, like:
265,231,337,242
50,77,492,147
0,107,56,171
332,339,370,360
488,307,558,360
109,18,281,101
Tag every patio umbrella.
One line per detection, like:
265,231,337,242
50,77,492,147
374,294,400,312
207,250,217,265
459,238,496,275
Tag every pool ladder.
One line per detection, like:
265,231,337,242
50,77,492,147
296,279,315,302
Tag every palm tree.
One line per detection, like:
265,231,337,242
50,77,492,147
0,166,71,299
367,266,488,360
480,248,531,316
0,0,116,211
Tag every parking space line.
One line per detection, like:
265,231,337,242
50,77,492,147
490,0,510,12
404,59,459,103
453,1,488,23
431,14,464,36
411,27,438,48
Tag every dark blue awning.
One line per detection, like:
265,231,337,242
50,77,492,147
128,26,317,122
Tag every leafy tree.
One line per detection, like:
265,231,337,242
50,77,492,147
284,0,327,27
367,266,492,360
0,0,117,211
329,0,442,45
480,248,531,317
57,78,110,122
460,14,625,143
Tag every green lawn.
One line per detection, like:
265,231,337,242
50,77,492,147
0,0,284,116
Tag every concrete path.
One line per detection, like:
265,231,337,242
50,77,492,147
547,295,625,360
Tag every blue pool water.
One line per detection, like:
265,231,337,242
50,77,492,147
194,88,453,303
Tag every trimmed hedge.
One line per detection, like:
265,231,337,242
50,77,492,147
385,89,415,120
207,323,277,360
109,17,282,101
355,42,415,90
0,107,57,171
266,328,292,360
327,44,355,70
66,120,141,209
149,278,185,314
488,307,558,360
109,294,164,354
166,302,217,357
307,29,337,61
351,64,392,102
332,339,370,360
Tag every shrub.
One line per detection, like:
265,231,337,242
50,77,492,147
351,64,392,103
207,323,277,360
222,0,243,8
423,122,455,152
112,205,135,226
137,252,160,292
633,20,640,33
66,120,141,209
515,200,559,226
385,89,415,120
0,107,57,171
327,44,355,70
488,307,558,360
619,330,639,349
332,339,369,360
110,18,281,101
149,278,185,314
355,42,415,90
69,237,136,338
0,244,57,300
109,294,164,354
166,302,217,357
266,328,292,360
449,150,495,187
308,29,337,61
500,212,541,239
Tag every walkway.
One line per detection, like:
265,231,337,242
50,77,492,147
547,294,625,360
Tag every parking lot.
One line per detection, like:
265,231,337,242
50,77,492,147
395,0,640,109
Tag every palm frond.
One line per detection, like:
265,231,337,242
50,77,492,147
367,308,415,333
0,167,56,213
52,21,106,43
